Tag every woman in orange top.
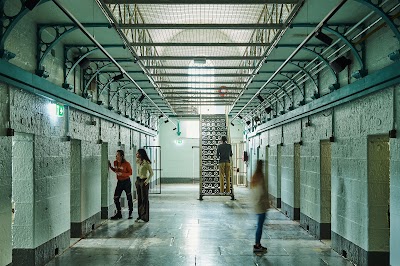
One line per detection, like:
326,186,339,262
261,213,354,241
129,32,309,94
108,150,133,220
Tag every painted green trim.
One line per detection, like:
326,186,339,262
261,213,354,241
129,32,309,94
353,0,400,42
0,59,156,136
249,61,400,137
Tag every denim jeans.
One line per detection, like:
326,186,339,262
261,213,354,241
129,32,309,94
256,213,266,245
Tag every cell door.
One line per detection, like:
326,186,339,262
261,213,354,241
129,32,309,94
144,146,162,194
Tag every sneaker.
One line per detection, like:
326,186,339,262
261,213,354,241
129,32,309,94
128,211,133,219
136,219,145,223
110,212,122,220
253,245,267,253
135,217,141,222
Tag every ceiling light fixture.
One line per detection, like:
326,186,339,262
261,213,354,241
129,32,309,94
330,56,352,73
314,31,333,45
193,57,206,64
138,94,145,103
78,57,91,70
25,0,40,10
112,73,124,81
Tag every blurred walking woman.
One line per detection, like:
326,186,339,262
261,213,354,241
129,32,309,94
135,149,153,222
251,160,270,253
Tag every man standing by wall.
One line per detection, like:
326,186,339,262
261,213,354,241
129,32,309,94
217,136,232,195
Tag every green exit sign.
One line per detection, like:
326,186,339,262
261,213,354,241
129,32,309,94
56,103,64,117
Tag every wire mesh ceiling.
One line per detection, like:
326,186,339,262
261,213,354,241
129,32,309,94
106,3,296,115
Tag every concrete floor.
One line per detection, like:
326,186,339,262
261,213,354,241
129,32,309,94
46,184,353,266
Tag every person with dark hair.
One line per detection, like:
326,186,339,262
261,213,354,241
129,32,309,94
251,160,270,253
217,136,232,194
108,150,133,220
135,148,153,222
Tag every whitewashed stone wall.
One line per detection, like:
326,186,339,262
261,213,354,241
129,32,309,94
0,138,12,265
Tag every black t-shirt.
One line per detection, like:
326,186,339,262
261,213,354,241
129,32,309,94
217,143,232,163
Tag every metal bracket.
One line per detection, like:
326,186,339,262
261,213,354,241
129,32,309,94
109,83,139,103
389,50,400,61
291,23,366,77
83,58,134,95
271,81,294,105
0,0,50,59
64,44,126,90
37,24,76,77
302,47,338,85
353,0,400,43
36,23,109,77
278,73,304,97
288,61,318,91
323,25,366,77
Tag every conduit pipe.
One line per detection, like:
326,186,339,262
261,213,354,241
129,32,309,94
233,0,348,122
241,0,398,122
51,0,177,127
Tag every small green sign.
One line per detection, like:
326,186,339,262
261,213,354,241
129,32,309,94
56,103,64,117
177,139,183,144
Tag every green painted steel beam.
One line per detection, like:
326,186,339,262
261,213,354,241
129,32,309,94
146,66,255,70
168,102,232,105
151,73,251,77
129,43,324,47
0,59,160,135
131,42,270,47
165,96,236,99
118,23,284,30
159,87,242,90
162,92,240,95
156,81,247,84
253,61,400,134
139,56,262,60
104,0,299,3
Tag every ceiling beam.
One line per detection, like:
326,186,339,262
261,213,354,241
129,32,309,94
156,81,246,84
151,73,251,77
104,0,299,4
146,66,255,70
118,23,283,30
165,96,236,99
139,56,262,60
167,102,233,105
131,42,270,47
162,92,240,95
159,87,242,90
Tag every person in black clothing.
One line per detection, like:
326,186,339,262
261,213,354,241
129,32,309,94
217,136,232,194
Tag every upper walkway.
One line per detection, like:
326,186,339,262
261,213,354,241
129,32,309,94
47,184,352,266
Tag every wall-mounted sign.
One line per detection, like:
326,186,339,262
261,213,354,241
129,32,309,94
56,103,64,117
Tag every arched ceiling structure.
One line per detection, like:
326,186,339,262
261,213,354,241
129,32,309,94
3,0,399,127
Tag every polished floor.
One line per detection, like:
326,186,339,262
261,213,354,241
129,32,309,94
47,184,353,266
